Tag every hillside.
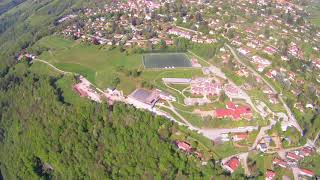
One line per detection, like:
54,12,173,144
0,0,319,179
0,0,88,67
0,0,25,15
0,62,230,179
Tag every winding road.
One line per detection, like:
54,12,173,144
225,44,303,134
33,51,318,180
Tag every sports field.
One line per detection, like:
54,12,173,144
143,53,192,69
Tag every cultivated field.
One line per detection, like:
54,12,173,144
143,53,192,69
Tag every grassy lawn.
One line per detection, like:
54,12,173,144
35,35,74,50
213,142,247,159
307,4,320,26
248,88,286,113
249,153,294,179
158,106,184,123
189,43,223,60
169,84,190,92
299,155,320,176
29,61,93,105
37,36,143,94
202,118,266,129
224,69,246,86
55,75,93,105
29,61,61,77
177,110,205,127
169,126,219,160
54,63,96,83
36,36,206,96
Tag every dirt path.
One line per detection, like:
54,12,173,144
33,59,72,74
166,100,198,129
32,59,107,95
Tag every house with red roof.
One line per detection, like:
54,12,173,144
265,170,276,180
265,71,273,79
286,152,301,161
73,85,89,97
272,158,287,168
224,157,240,173
299,168,314,178
215,102,252,120
194,151,204,160
299,147,313,157
175,141,193,153
263,46,277,55
226,102,237,110
232,133,248,141
237,47,251,56
312,58,320,69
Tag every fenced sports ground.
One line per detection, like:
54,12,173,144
142,53,192,69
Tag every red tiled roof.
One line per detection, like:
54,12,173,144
215,104,252,120
226,157,240,171
265,170,276,180
233,133,248,140
286,152,301,161
300,147,313,157
175,141,192,152
226,102,236,110
73,85,88,97
299,168,314,177
272,158,287,168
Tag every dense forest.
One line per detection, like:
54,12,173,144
0,61,234,179
0,0,25,15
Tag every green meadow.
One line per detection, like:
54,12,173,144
35,36,202,95
36,36,143,94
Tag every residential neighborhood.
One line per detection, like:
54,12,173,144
6,0,320,179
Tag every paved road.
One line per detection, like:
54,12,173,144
250,120,277,150
239,152,250,176
226,44,303,134
291,167,300,180
165,101,198,130
199,126,258,140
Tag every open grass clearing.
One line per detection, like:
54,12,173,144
29,61,61,77
35,35,75,50
213,142,247,159
36,36,143,94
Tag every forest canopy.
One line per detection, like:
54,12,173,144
0,62,229,179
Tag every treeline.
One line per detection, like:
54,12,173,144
0,62,236,179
